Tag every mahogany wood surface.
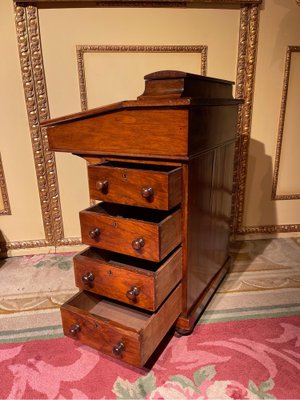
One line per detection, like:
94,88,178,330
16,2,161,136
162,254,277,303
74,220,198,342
180,163,189,313
73,247,182,311
44,71,241,160
48,70,239,366
139,71,233,100
184,141,235,314
61,285,182,367
159,208,182,260
79,204,181,262
176,257,230,331
61,296,142,366
141,284,182,365
188,105,238,155
47,108,188,158
88,161,182,210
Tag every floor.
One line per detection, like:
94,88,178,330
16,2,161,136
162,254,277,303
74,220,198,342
0,238,300,343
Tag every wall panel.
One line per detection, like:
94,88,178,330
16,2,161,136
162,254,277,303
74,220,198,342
0,0,45,252
1,0,267,254
241,0,300,234
38,6,239,241
274,48,300,198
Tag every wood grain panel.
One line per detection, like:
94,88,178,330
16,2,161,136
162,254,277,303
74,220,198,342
61,285,182,367
188,105,238,155
73,247,182,310
185,142,234,313
88,162,182,210
48,109,188,158
159,209,182,260
79,204,181,261
141,284,182,365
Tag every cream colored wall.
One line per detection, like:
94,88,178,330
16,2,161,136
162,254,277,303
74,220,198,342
1,0,300,255
243,0,300,231
39,7,238,241
276,51,300,195
0,1,45,246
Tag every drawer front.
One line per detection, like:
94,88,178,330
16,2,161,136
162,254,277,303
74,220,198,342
73,247,182,311
61,285,182,367
79,206,181,262
61,307,141,366
88,163,182,210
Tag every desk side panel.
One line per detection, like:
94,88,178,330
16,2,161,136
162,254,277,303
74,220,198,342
188,105,239,155
186,141,235,313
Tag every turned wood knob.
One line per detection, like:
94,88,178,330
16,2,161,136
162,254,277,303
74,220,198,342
112,341,125,357
132,237,145,250
82,272,95,285
126,286,140,301
89,227,100,239
96,180,108,192
141,187,154,199
69,324,81,336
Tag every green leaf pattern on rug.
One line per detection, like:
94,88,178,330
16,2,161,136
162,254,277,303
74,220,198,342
248,378,276,399
169,375,201,393
193,365,216,386
33,256,73,271
113,366,276,399
113,372,156,400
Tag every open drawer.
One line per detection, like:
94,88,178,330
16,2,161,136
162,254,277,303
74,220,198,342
74,247,182,311
79,203,181,262
61,284,182,367
88,161,182,210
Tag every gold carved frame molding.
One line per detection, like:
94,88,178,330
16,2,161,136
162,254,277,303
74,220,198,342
0,154,11,216
238,45,300,235
77,44,207,111
12,0,264,251
272,46,300,201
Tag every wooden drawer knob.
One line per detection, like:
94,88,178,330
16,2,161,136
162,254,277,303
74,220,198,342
89,228,100,239
69,324,81,336
132,237,145,250
126,286,140,301
141,186,154,199
96,180,108,192
82,272,95,285
113,341,125,357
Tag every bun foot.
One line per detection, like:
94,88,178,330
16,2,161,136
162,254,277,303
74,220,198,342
175,327,194,337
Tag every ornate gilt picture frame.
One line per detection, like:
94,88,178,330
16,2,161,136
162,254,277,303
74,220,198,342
272,46,300,201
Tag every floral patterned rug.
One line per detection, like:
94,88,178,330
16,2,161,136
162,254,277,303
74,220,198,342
1,314,300,399
1,238,300,343
1,238,300,398
0,252,77,343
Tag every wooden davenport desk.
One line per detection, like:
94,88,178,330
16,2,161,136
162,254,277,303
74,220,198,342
44,70,240,367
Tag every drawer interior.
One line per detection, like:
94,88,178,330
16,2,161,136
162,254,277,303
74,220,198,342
70,291,152,331
80,247,179,273
86,202,178,223
99,160,179,173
